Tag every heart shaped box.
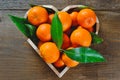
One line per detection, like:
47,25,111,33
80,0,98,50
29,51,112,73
24,5,100,78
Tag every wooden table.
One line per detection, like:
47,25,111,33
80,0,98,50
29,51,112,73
0,0,120,80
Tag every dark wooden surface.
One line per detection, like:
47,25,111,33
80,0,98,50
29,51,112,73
0,0,120,80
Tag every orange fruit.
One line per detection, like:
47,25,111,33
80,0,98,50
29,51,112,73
53,58,65,68
70,11,79,26
40,42,60,63
77,9,96,29
27,6,48,26
48,14,54,23
71,44,79,48
87,27,94,32
58,11,72,32
62,53,79,67
37,41,44,49
62,33,70,49
36,23,51,42
70,26,92,47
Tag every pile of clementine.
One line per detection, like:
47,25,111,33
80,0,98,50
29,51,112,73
27,6,97,68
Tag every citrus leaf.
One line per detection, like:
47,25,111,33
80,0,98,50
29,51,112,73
25,24,39,45
79,5,89,9
79,5,93,9
29,4,37,7
51,13,63,49
63,47,105,63
25,24,36,37
91,32,103,44
9,15,30,37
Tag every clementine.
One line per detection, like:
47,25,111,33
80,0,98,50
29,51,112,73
40,42,60,63
70,11,79,26
70,26,92,47
27,6,48,26
62,53,79,67
58,11,72,32
36,23,51,42
48,14,54,23
37,41,45,49
53,58,65,68
62,33,70,49
77,9,96,29
87,27,94,32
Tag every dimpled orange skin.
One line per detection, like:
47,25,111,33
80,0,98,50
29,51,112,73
48,14,54,23
62,53,79,67
40,42,60,63
70,27,92,47
37,41,45,49
53,58,65,68
27,6,48,26
87,27,94,32
62,33,70,49
77,9,96,29
70,11,79,26
36,24,51,42
58,11,72,32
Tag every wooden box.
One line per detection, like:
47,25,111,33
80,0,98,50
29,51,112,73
25,5,100,78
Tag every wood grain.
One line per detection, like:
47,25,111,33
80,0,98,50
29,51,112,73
0,0,120,10
0,0,120,80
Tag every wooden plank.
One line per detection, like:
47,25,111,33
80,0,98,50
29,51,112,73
0,0,120,10
95,11,120,80
27,38,70,78
0,10,120,80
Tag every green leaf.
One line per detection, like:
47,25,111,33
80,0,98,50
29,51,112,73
79,5,93,9
9,15,30,37
9,15,39,45
25,24,36,37
63,47,105,63
91,32,103,44
25,24,39,45
29,4,37,7
51,13,63,49
79,5,89,9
